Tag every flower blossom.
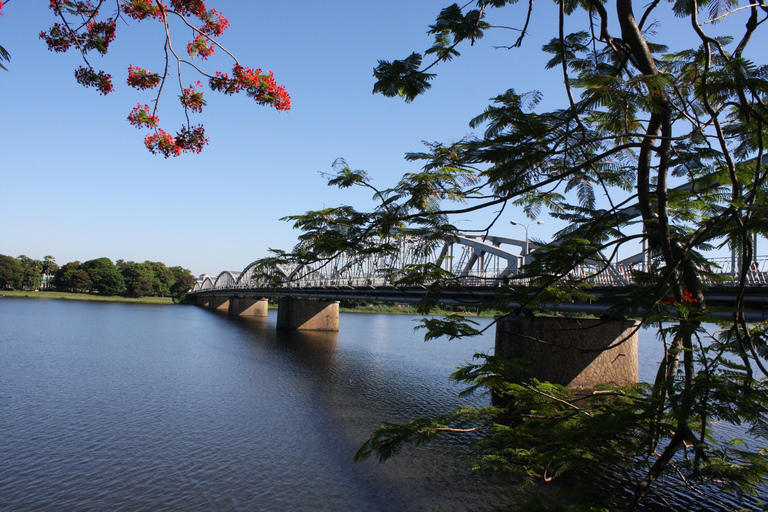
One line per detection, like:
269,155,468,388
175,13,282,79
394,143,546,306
84,18,116,54
180,81,206,113
209,64,291,111
169,0,206,17
127,65,161,90
198,8,229,36
74,66,114,95
187,34,215,60
128,104,160,129
121,0,165,20
145,125,208,158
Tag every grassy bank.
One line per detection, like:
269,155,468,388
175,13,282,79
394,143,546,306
0,291,506,315
0,290,177,305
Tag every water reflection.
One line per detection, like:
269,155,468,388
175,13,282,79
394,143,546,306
2,299,764,511
0,299,519,512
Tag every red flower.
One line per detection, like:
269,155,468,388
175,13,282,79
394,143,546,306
198,8,229,36
209,64,291,111
174,125,208,154
180,82,206,113
144,125,208,157
145,129,180,158
40,23,75,53
170,0,206,17
663,291,698,307
128,104,160,129
74,66,113,95
84,18,116,54
122,0,164,21
127,65,161,90
186,34,215,60
681,291,697,304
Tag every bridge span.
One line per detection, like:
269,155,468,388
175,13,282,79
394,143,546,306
189,232,768,323
188,233,768,390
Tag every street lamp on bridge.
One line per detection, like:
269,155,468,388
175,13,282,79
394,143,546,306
510,220,544,265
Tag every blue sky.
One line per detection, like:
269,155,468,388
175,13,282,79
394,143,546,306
1,1,764,277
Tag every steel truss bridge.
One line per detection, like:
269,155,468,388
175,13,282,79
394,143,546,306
190,233,768,314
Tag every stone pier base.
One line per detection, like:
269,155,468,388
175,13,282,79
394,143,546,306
495,316,639,391
208,295,230,312
276,298,339,331
229,297,268,317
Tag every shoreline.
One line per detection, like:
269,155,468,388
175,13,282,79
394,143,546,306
1,290,501,316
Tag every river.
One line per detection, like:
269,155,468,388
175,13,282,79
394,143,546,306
0,298,765,511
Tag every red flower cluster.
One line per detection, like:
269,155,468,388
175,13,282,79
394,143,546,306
663,291,698,306
121,0,164,21
40,15,115,55
198,8,229,37
174,125,208,153
144,125,208,158
127,103,160,129
50,0,97,16
74,66,114,95
40,24,73,53
127,65,161,90
144,129,178,157
209,64,291,111
83,19,116,55
187,34,215,60
169,0,206,17
180,81,206,113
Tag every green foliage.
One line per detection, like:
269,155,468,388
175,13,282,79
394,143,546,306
0,254,24,289
372,53,435,103
53,261,92,292
0,43,9,71
82,257,125,295
119,262,156,298
258,0,768,508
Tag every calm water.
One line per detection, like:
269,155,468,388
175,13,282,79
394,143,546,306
0,298,765,511
0,298,515,512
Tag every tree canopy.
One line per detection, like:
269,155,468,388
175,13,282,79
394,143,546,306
255,0,768,509
0,0,290,157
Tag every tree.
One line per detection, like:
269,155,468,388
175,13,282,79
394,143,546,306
0,254,24,289
53,261,92,292
255,1,768,509
119,261,155,297
16,255,43,290
0,0,289,157
169,265,196,300
82,257,125,295
42,255,60,276
143,261,175,296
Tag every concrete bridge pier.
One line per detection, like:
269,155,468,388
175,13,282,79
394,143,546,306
195,295,210,308
495,316,639,392
229,297,269,317
276,298,339,331
208,295,230,312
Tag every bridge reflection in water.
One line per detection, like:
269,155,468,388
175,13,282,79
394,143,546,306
189,233,768,390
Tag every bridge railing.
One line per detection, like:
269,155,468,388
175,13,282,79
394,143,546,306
192,237,768,293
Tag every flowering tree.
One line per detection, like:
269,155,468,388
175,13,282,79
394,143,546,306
254,0,768,509
1,0,290,157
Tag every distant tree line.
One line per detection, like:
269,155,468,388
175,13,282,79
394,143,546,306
0,254,196,299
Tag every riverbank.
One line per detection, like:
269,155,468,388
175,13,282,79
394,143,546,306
0,291,504,316
0,290,176,305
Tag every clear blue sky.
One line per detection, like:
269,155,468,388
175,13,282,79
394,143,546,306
1,1,764,277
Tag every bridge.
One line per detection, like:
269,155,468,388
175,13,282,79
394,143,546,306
189,232,768,322
188,232,767,390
